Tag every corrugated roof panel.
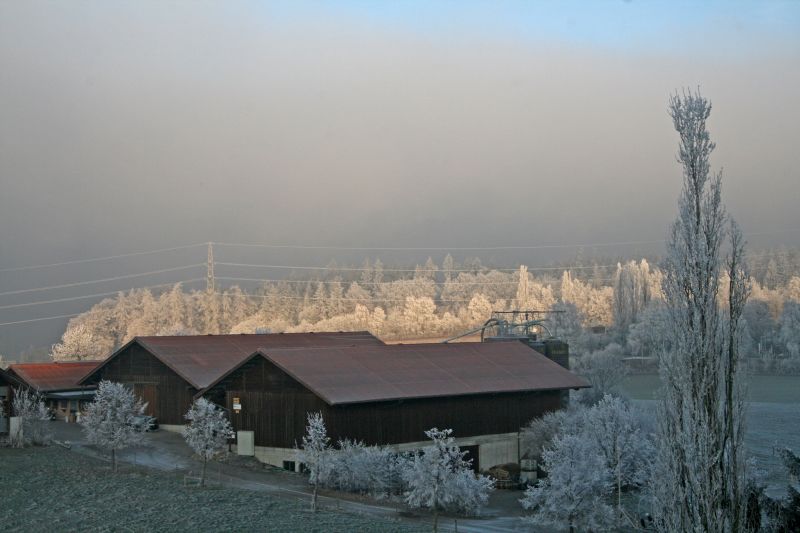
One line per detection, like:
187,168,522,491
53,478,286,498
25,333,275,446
262,342,590,405
136,331,384,388
9,361,101,392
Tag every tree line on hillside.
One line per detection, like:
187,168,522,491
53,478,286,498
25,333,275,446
49,255,800,374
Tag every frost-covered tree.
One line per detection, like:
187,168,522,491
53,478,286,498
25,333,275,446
50,322,109,361
787,276,800,302
466,293,493,325
743,299,777,356
779,301,800,358
612,260,653,339
515,266,557,311
548,302,583,348
295,411,332,512
560,271,613,327
584,395,652,520
570,343,628,405
520,397,651,529
762,448,800,532
82,380,146,472
442,254,455,282
403,428,494,532
519,406,582,461
627,302,672,358
520,432,615,532
183,398,234,487
651,90,750,532
400,296,439,337
12,388,52,446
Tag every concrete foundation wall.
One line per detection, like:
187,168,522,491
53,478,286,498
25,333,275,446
394,432,519,470
9,416,22,445
159,424,186,434
245,432,520,472
228,444,301,471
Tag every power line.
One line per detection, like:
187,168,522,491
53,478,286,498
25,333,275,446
0,313,83,327
0,243,206,273
212,239,665,251
0,264,205,297
212,229,800,252
240,294,518,303
0,279,204,310
215,262,615,273
1,230,795,274
215,276,618,286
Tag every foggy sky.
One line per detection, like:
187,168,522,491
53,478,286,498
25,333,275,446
1,1,799,354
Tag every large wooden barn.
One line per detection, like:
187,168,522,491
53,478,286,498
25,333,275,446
78,332,384,430
6,361,99,422
198,341,589,470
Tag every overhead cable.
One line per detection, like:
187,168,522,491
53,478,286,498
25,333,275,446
0,264,205,297
0,243,207,273
0,278,204,310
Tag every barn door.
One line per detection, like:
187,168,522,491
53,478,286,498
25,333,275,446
462,445,480,473
133,384,158,417
0,386,8,433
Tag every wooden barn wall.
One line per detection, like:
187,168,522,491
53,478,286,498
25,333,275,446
85,344,196,425
218,357,564,449
0,373,14,427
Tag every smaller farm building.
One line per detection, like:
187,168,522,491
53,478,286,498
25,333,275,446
0,368,20,433
198,341,589,470
78,332,385,430
6,361,100,422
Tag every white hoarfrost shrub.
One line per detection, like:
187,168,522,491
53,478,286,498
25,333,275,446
295,411,332,512
81,380,146,472
326,439,405,498
521,432,615,532
12,388,52,446
403,428,494,532
183,398,234,487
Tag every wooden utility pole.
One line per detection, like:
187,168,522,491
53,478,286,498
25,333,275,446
206,242,215,293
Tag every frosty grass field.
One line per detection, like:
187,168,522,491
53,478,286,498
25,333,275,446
623,374,800,496
0,446,425,533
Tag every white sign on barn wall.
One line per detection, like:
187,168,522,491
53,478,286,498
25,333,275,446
233,397,242,413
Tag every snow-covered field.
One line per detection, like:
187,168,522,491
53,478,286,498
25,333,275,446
623,374,800,497
0,446,426,533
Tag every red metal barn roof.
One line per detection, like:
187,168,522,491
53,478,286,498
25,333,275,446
82,331,384,389
8,361,101,392
239,341,590,405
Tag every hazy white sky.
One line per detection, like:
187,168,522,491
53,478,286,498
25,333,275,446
1,1,798,260
1,1,799,351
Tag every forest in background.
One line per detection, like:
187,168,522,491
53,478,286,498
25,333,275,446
36,247,800,375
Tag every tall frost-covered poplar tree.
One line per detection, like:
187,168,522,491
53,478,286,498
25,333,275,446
82,380,147,472
651,90,750,532
183,398,234,487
